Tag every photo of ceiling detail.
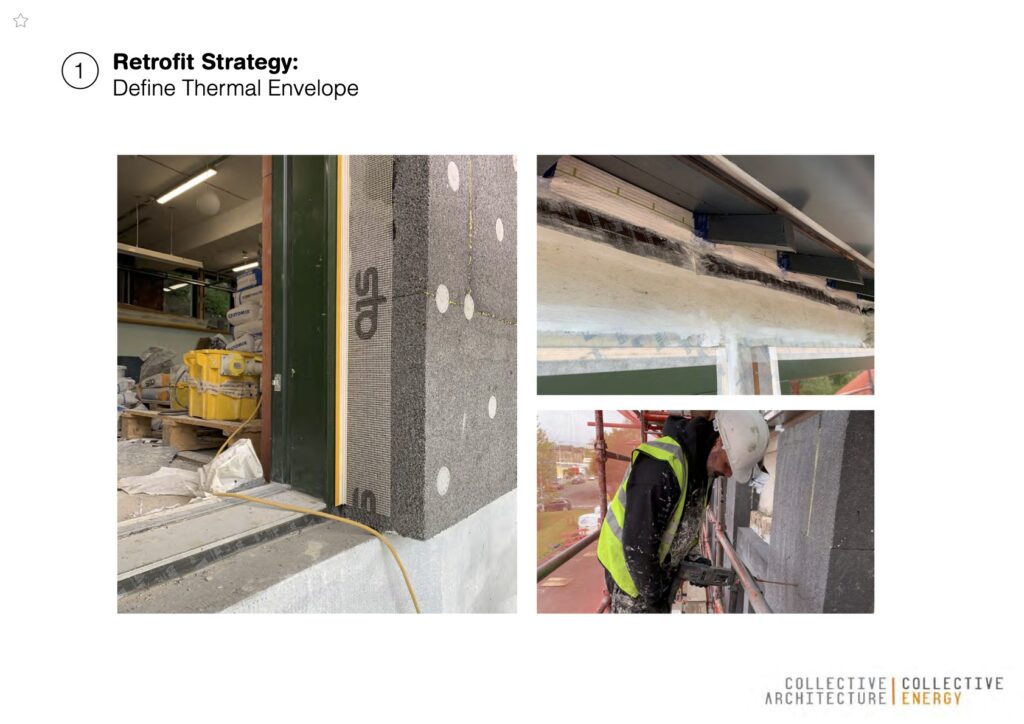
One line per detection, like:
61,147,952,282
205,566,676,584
536,155,874,395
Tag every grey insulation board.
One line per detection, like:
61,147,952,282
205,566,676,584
343,155,517,540
765,410,874,613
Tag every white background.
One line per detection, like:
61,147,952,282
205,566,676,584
2,0,1021,720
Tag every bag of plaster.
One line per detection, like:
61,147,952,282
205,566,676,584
236,269,262,291
140,372,171,388
118,466,202,497
140,387,171,401
139,347,176,381
117,377,136,393
232,319,263,336
117,390,139,406
227,303,261,327
196,334,233,350
226,333,258,352
232,285,262,307
199,438,263,494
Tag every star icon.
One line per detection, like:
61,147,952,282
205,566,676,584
13,13,28,27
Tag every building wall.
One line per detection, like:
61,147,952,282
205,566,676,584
225,491,518,613
735,410,874,613
117,322,204,364
341,155,518,539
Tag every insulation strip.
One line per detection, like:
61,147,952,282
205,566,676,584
345,156,394,518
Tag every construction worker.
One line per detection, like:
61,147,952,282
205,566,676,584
597,411,769,613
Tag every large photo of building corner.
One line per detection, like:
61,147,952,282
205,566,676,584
537,410,874,613
116,155,517,613
536,156,875,395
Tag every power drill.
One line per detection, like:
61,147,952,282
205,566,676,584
677,558,737,587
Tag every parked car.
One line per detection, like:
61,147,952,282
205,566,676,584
542,498,571,512
577,511,601,534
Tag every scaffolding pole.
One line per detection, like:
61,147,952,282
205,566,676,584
707,509,773,614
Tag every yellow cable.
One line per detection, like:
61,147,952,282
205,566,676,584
214,394,262,458
210,397,422,613
215,491,421,613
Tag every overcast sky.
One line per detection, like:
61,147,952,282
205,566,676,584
537,410,629,446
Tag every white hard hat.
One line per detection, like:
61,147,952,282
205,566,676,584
714,411,770,484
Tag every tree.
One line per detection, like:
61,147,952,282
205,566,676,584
537,425,557,496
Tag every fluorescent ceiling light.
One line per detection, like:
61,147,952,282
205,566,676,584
233,260,259,272
156,168,217,204
166,282,188,291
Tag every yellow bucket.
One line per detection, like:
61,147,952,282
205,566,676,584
182,349,262,421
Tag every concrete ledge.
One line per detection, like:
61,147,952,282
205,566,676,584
118,490,517,613
117,484,325,595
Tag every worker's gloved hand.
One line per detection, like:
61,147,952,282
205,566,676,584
682,552,714,588
684,551,712,566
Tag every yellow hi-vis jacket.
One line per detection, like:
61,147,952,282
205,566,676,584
597,436,688,598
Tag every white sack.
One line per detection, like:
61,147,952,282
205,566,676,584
227,303,261,327
232,319,263,336
199,438,263,494
118,466,201,497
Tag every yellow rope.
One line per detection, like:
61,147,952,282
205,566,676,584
210,397,422,613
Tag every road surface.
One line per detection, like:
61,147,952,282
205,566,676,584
537,540,606,613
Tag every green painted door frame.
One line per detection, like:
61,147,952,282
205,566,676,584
270,155,337,504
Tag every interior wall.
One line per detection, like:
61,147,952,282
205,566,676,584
117,322,204,365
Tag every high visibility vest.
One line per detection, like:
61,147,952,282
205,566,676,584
597,436,688,598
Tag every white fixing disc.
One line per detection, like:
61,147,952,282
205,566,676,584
447,161,460,192
436,466,451,496
435,284,449,313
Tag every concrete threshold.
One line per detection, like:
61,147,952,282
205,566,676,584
118,489,517,613
117,483,326,595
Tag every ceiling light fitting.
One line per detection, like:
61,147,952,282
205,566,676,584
156,168,217,204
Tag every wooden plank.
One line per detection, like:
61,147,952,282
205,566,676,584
260,154,273,481
166,422,202,451
118,305,213,333
121,409,163,419
121,415,153,439
163,415,261,451
167,415,262,433
117,243,203,270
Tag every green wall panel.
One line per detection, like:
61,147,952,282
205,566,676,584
537,365,718,395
